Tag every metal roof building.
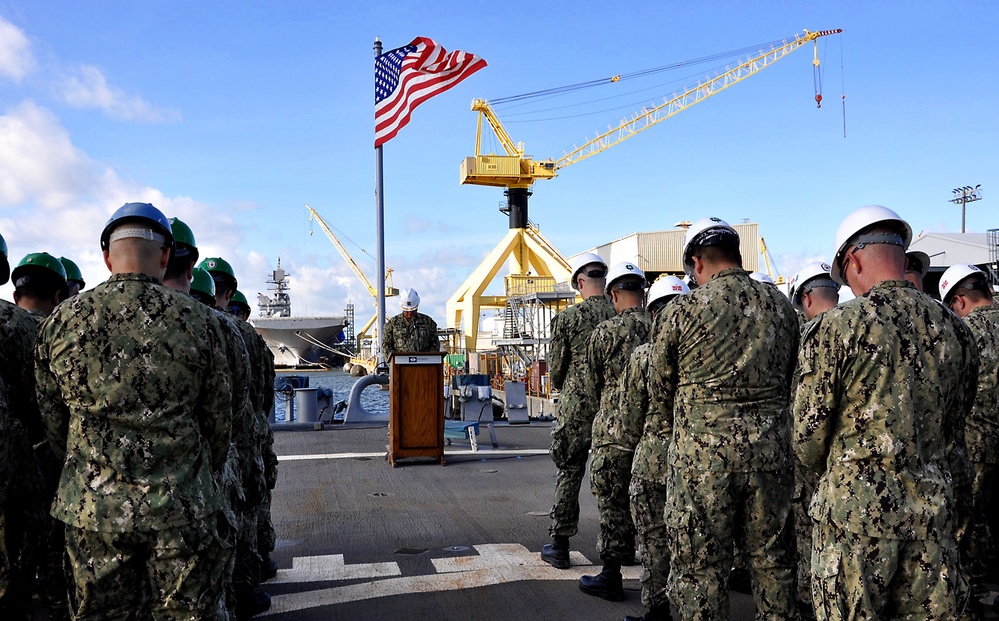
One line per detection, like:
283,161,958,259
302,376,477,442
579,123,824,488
908,232,993,268
570,222,762,279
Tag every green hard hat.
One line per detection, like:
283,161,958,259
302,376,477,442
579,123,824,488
190,266,216,300
0,230,8,286
168,217,199,263
198,256,237,289
228,289,251,315
12,252,68,287
59,257,85,286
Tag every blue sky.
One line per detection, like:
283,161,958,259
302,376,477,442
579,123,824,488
1,1,997,328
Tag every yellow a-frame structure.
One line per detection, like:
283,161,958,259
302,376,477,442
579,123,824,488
446,222,571,353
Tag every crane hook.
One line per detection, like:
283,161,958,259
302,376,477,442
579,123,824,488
815,93,823,108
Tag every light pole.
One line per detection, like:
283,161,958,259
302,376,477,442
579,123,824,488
950,184,983,233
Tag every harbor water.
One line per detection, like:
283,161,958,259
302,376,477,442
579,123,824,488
272,369,387,423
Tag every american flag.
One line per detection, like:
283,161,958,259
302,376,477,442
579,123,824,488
374,37,486,148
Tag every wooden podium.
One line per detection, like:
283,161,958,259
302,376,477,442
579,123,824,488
388,351,446,466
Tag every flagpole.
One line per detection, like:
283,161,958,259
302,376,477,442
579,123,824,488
373,36,388,374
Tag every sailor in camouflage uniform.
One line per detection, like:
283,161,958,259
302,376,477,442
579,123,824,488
939,264,999,608
35,203,233,620
620,275,689,621
200,255,274,618
0,232,37,620
382,288,439,358
579,261,652,601
651,217,799,621
9,251,70,620
787,261,839,620
223,291,278,587
794,206,978,621
541,253,615,569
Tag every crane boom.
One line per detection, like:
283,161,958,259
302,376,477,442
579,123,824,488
555,29,841,170
461,29,841,190
306,204,398,298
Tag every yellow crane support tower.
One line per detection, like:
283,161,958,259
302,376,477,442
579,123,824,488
306,204,399,350
448,29,840,351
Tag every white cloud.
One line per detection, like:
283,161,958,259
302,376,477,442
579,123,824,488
0,100,239,302
0,16,35,81
60,64,181,123
0,101,100,210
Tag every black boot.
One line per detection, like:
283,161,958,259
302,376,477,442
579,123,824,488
541,536,570,569
579,560,624,601
259,555,278,582
235,586,271,620
621,533,637,566
624,602,673,621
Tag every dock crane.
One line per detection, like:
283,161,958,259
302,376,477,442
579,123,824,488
448,29,841,351
306,204,399,349
759,237,785,284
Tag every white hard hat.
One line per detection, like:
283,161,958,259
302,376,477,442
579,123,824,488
939,264,986,303
604,261,647,295
749,272,774,285
400,288,420,311
831,205,912,286
647,275,689,310
681,217,740,275
905,251,931,278
789,261,838,310
569,252,608,290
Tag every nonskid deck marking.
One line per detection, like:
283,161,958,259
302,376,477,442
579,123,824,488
262,543,640,615
268,554,401,584
277,448,551,462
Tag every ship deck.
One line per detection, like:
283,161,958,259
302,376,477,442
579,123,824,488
264,422,999,620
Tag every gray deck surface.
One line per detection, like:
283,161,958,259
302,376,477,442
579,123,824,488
261,421,999,621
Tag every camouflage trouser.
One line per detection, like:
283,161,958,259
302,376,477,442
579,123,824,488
959,461,995,596
630,475,670,610
548,421,592,538
0,425,47,619
793,463,819,608
589,446,636,560
811,521,966,621
258,424,278,561
65,517,229,621
666,467,796,621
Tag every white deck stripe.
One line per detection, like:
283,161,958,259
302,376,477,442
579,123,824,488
262,543,640,615
277,449,551,462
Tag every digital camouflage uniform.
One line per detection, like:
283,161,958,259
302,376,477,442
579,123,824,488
0,300,47,620
214,309,262,615
954,304,999,597
0,376,11,615
586,306,651,562
381,312,439,358
547,294,615,538
233,317,277,577
794,280,978,621
35,273,233,621
619,340,671,611
651,268,799,621
792,315,824,610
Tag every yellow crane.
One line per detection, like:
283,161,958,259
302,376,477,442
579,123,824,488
306,204,398,348
759,236,785,284
448,29,840,351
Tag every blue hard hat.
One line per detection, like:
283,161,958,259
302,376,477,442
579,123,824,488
100,202,175,251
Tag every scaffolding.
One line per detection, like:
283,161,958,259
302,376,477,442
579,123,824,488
343,303,356,351
988,229,999,284
492,276,577,396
